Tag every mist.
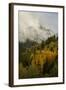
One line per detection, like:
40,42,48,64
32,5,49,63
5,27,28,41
18,11,58,43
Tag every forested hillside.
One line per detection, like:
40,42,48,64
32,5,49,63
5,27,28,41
19,35,58,79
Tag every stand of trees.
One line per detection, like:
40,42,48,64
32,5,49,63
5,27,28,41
19,35,58,79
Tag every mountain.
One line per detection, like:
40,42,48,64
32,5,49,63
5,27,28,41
19,25,55,43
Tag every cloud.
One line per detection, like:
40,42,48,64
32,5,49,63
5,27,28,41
18,12,54,43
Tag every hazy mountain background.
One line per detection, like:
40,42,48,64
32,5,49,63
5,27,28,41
18,11,58,43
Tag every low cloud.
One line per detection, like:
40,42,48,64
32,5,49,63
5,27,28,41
18,12,55,43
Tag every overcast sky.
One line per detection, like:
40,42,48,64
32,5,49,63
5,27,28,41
18,11,58,43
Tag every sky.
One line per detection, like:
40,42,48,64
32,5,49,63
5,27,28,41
18,11,58,43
